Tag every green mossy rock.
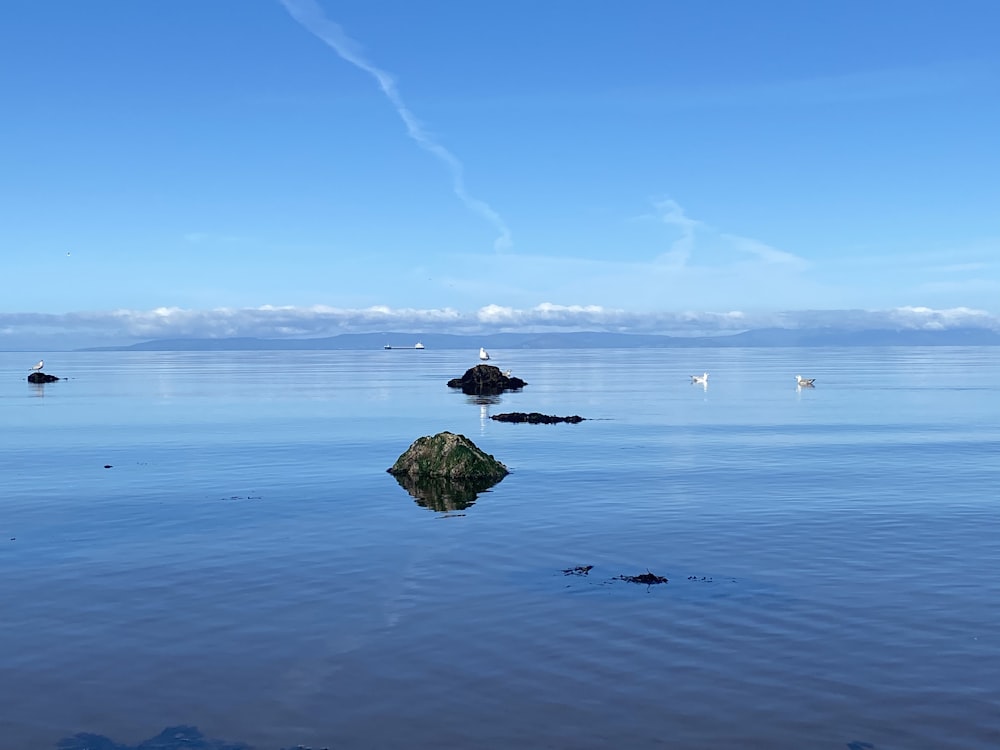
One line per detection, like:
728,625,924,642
387,431,509,481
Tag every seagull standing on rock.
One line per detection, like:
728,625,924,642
29,359,44,373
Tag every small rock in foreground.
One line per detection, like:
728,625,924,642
388,432,508,512
28,372,60,383
387,431,508,481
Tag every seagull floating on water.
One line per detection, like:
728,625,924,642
690,372,708,385
29,359,44,373
795,375,816,387
479,347,490,361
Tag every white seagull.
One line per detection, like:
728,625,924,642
795,375,816,387
479,347,491,361
690,372,708,385
29,359,44,373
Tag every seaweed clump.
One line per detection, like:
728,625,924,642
492,412,584,424
615,571,668,585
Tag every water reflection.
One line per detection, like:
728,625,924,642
57,725,256,750
465,394,500,432
56,724,333,749
29,383,46,398
466,394,501,405
391,472,505,512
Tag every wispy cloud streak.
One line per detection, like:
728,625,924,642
278,0,512,250
647,198,806,271
652,198,697,268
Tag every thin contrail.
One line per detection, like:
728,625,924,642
278,0,512,251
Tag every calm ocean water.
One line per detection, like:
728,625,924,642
1,347,998,750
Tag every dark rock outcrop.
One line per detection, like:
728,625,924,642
28,372,59,383
491,412,584,424
447,364,526,396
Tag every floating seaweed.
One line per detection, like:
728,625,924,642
616,570,668,585
492,412,584,424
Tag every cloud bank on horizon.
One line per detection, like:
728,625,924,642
2,304,997,347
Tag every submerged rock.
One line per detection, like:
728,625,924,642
491,412,584,424
388,431,508,481
28,371,59,383
447,364,526,396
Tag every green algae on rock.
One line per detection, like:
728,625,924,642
387,431,509,481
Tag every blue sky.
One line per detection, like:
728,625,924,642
3,0,999,345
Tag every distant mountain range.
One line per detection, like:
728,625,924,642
77,327,1000,351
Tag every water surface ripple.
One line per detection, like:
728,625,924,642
2,348,998,749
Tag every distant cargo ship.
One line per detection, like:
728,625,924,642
384,342,426,350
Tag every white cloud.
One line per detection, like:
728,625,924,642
476,303,608,327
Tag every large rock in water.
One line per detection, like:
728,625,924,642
388,432,509,512
28,372,59,383
447,364,526,396
387,431,508,481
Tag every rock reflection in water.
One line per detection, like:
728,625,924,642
57,725,247,750
391,472,504,512
466,394,501,405
55,725,327,750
